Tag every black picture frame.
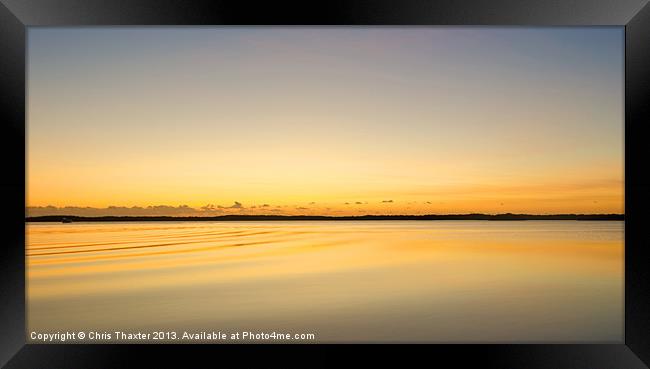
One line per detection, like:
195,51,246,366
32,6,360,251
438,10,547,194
1,1,649,368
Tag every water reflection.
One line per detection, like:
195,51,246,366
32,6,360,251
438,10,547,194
27,221,623,342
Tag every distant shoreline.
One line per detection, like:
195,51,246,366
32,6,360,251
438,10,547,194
25,214,625,222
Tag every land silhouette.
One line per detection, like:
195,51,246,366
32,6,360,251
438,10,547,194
26,213,624,222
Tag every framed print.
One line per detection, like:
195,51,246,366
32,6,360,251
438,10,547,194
1,0,649,368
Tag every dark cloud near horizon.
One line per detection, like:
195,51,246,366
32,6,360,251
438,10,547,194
27,205,213,217
218,201,243,209
26,202,260,217
382,200,393,203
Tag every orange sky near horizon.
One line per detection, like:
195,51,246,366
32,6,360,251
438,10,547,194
26,27,624,216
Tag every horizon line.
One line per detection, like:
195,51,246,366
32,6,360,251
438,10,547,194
26,213,625,222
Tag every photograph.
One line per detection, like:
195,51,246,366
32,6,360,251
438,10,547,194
25,26,624,343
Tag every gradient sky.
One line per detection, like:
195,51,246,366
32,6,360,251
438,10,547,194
27,27,624,216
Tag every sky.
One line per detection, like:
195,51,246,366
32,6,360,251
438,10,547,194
27,27,624,216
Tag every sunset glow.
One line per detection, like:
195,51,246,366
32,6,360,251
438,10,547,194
27,27,624,216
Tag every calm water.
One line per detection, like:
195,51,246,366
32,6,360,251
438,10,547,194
27,221,623,343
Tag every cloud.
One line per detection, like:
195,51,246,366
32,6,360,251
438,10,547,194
344,202,350,205
309,202,316,205
382,200,393,203
26,202,271,217
355,201,363,205
26,205,213,217
261,204,270,207
296,207,309,210
218,201,244,209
